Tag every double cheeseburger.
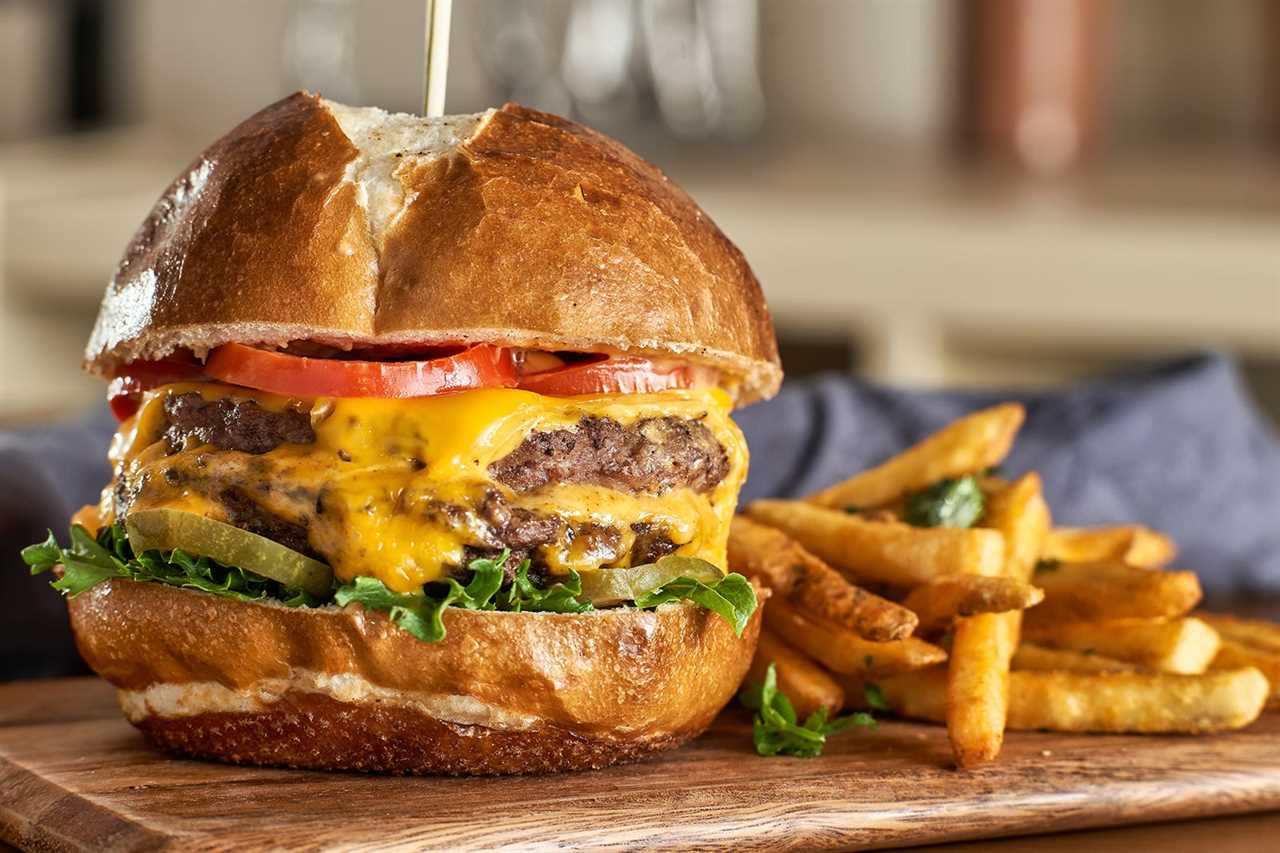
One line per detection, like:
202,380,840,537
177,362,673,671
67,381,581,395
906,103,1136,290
23,93,781,774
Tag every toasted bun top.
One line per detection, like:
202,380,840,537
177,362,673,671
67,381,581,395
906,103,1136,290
86,92,781,405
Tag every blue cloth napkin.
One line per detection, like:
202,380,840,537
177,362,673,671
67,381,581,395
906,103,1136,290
3,351,1278,679
735,352,1280,592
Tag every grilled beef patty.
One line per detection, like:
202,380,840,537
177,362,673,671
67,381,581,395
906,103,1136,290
163,392,315,455
489,416,729,495
119,398,702,578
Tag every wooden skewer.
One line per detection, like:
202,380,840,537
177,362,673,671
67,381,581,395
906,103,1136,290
422,0,453,117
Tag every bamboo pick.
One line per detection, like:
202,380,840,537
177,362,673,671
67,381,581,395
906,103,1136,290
422,0,453,116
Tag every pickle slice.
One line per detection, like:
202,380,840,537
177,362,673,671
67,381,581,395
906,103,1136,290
578,555,724,606
125,508,333,597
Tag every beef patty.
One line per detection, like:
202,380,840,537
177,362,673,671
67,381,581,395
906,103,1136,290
489,416,729,495
121,397,701,578
163,392,315,455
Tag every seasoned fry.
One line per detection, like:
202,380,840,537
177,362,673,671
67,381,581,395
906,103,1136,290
746,500,1005,587
1199,614,1280,656
728,516,917,641
1008,668,1268,733
1212,638,1280,708
1043,525,1177,568
763,597,947,677
1023,617,1221,674
1025,561,1202,627
806,403,1025,511
874,667,1267,733
747,629,845,719
947,612,1019,766
904,575,1044,634
1012,642,1139,673
945,474,1049,768
984,473,1052,584
844,667,948,719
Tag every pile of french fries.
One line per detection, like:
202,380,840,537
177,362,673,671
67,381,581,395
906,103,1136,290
732,403,1276,768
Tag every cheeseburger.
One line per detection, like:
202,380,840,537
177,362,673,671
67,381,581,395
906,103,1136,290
23,93,781,774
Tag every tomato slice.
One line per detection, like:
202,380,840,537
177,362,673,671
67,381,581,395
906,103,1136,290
517,355,715,396
204,342,518,398
108,357,205,421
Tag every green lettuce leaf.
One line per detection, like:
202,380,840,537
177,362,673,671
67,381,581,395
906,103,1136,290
499,560,593,614
740,663,877,757
634,572,757,636
333,551,588,642
22,523,314,603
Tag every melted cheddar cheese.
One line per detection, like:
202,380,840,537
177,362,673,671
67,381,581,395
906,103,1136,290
107,384,748,592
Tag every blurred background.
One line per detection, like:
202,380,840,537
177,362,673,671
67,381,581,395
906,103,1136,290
1,0,1278,424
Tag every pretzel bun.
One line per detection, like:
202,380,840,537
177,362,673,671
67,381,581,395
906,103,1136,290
67,578,763,775
85,92,781,405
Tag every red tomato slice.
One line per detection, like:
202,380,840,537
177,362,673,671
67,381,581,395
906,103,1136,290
108,357,205,421
204,343,518,398
517,355,714,396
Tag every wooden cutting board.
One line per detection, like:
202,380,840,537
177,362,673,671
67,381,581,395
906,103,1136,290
3,678,1280,852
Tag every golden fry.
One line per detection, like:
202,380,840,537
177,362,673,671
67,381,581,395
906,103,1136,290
1199,614,1280,656
947,612,1019,767
747,629,845,719
1025,561,1202,627
904,575,1044,635
1007,668,1268,733
746,500,1005,587
806,403,1025,511
1023,617,1221,674
1012,642,1139,674
944,474,1049,768
763,597,946,677
873,667,1268,733
1043,525,1177,568
1212,638,1280,708
983,473,1051,584
728,516,917,641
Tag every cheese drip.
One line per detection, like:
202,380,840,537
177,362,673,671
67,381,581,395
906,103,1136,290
108,384,748,593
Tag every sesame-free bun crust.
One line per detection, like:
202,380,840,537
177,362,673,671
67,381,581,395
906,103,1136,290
86,92,781,405
66,578,762,775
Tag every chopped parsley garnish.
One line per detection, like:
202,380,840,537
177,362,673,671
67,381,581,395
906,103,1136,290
903,475,985,529
863,682,890,712
740,663,876,757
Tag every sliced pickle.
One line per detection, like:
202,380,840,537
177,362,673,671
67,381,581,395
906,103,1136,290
125,508,332,597
578,555,724,606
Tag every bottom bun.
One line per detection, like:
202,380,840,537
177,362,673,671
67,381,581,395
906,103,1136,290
67,578,762,775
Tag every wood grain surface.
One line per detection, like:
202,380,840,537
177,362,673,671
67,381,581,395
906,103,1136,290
3,678,1280,852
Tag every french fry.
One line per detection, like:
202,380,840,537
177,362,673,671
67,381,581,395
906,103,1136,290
747,629,845,719
763,597,947,677
845,667,949,720
1211,638,1280,708
947,612,1019,766
1199,614,1280,656
1043,525,1177,568
984,473,1052,584
1008,668,1268,733
874,667,1268,733
945,474,1049,768
904,575,1044,634
1024,561,1202,627
728,516,917,641
1023,617,1221,674
806,403,1025,511
1012,642,1139,673
746,500,1005,587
